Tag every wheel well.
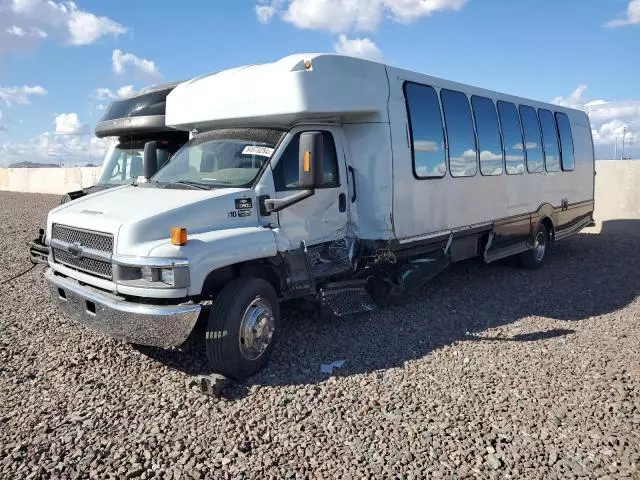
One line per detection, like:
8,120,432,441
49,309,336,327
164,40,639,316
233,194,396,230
540,216,555,241
200,260,284,300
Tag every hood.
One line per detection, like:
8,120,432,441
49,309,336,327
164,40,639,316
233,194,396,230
47,184,259,255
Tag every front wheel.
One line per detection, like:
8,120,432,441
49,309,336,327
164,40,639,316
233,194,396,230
205,278,280,379
518,223,549,270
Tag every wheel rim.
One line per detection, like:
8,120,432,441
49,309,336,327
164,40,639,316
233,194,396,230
533,231,546,262
238,297,275,361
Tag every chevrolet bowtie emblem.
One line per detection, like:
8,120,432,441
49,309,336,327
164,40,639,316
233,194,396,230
68,242,84,259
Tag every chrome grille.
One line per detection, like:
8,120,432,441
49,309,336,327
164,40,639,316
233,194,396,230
53,248,113,279
52,224,113,253
51,224,114,279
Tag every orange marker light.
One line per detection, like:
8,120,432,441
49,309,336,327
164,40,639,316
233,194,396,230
171,227,188,246
303,150,311,172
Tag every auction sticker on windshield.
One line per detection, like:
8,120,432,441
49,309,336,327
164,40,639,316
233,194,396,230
242,145,274,157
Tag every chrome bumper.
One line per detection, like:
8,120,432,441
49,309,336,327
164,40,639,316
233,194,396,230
45,269,202,347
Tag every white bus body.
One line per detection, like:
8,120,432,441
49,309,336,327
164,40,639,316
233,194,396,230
42,54,595,379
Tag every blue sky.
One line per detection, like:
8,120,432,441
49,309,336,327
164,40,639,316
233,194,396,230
0,0,639,165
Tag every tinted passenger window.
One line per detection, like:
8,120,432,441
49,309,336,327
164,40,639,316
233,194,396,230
404,83,446,178
273,131,339,190
471,96,503,176
555,112,575,171
441,89,477,177
497,101,525,174
538,109,560,172
519,105,544,173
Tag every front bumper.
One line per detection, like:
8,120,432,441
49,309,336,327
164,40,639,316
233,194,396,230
29,229,49,265
45,269,202,347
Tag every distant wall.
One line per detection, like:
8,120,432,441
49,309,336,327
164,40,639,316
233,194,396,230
0,167,102,195
588,160,640,234
0,162,638,226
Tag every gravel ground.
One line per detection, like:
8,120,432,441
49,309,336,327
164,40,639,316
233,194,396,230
0,190,639,480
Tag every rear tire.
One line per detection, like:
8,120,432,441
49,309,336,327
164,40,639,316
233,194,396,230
205,278,279,379
518,223,549,270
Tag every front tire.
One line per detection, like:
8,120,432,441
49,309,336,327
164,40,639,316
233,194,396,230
518,223,549,269
205,278,280,379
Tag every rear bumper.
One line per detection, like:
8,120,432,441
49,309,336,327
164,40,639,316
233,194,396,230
45,269,201,347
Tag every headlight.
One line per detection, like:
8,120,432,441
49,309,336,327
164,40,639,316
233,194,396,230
114,263,189,289
141,267,175,286
141,266,155,282
160,268,175,286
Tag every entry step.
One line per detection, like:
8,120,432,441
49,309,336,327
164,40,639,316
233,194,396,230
319,280,377,318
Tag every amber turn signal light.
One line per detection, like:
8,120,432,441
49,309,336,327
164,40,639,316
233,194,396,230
171,227,188,246
303,150,311,172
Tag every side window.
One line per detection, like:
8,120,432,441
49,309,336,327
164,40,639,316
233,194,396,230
441,89,477,177
555,112,575,171
519,105,544,173
404,82,446,178
273,131,339,191
471,96,503,176
497,101,526,175
538,109,561,172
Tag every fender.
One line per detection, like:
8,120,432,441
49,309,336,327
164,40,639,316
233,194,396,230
533,203,555,238
148,226,278,296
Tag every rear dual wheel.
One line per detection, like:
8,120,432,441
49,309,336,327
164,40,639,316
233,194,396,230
518,223,549,269
205,278,280,379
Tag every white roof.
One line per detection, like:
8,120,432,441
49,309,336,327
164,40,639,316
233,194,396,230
165,53,390,130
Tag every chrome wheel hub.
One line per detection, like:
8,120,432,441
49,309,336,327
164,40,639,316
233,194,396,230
239,298,275,361
533,231,546,262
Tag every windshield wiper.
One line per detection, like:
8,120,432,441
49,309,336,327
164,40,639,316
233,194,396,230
161,181,211,190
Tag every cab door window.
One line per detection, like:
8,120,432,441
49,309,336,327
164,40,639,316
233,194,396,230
273,131,339,190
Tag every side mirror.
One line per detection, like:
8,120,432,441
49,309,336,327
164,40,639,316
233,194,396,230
298,132,324,189
143,141,158,179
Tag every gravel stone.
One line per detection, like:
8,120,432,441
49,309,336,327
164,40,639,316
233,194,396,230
0,191,639,479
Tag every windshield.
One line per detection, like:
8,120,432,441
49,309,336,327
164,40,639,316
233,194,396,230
151,128,284,189
97,145,145,186
97,140,180,186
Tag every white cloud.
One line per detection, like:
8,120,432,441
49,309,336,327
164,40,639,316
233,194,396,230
553,85,640,158
92,85,137,100
67,8,127,45
552,84,588,110
0,111,113,166
334,34,383,61
54,113,86,135
0,131,112,166
256,3,279,23
414,140,439,152
0,85,47,106
112,49,161,78
605,0,640,27
384,0,469,23
116,85,136,99
5,25,47,38
93,87,116,101
0,0,127,61
256,0,469,32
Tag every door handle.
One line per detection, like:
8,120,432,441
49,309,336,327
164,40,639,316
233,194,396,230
348,166,357,203
338,193,346,212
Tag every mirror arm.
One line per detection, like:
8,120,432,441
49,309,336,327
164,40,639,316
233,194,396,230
264,189,314,213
